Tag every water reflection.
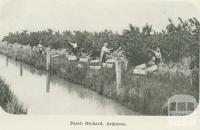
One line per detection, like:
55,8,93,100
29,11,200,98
6,56,9,66
20,63,23,76
46,72,51,93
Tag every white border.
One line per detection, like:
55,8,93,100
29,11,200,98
0,0,200,130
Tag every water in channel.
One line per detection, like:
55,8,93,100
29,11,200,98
0,54,138,115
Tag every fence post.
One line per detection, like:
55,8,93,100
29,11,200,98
115,59,122,96
30,46,33,57
6,42,8,53
46,47,51,71
14,47,17,59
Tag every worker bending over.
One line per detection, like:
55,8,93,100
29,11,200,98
69,41,79,59
99,43,112,66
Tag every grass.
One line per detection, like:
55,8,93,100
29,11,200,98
0,77,27,114
0,45,198,115
121,70,199,115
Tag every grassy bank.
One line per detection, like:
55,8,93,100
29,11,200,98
0,45,198,115
0,78,27,114
121,71,199,115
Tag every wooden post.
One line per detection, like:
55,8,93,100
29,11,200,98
115,59,122,96
6,43,8,53
46,47,51,93
30,46,33,57
14,47,17,59
46,47,51,71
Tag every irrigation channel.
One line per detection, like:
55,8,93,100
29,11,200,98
0,54,138,115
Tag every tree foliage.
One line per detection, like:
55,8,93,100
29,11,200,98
2,17,199,67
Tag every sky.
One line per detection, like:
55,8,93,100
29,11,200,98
0,0,200,38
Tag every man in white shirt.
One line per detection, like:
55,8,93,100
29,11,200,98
100,43,112,65
69,41,78,57
69,41,78,48
148,47,162,69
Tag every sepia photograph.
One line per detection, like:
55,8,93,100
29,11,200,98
0,0,199,119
